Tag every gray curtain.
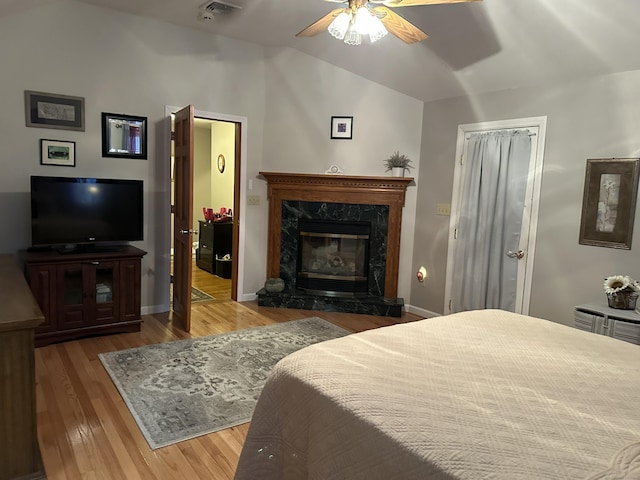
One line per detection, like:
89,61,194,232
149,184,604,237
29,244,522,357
451,130,532,312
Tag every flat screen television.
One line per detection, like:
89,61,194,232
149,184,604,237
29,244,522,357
30,175,143,250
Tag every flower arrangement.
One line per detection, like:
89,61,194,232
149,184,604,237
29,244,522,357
603,275,640,294
383,151,413,174
603,275,640,309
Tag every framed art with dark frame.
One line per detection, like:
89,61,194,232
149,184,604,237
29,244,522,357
331,116,353,139
25,91,85,131
579,158,640,250
101,112,147,159
40,139,76,167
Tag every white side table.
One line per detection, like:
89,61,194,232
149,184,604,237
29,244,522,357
574,302,640,345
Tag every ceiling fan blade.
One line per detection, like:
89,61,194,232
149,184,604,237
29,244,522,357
373,6,428,44
375,0,481,6
296,8,346,37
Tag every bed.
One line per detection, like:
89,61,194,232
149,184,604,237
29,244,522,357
234,309,640,479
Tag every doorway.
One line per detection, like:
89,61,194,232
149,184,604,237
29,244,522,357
444,116,547,315
166,105,247,330
189,117,234,301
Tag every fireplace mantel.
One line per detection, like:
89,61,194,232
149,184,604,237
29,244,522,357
260,172,413,298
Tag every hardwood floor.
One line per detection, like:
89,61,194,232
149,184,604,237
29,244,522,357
191,260,232,302
34,271,422,479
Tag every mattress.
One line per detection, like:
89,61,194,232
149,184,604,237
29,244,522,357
234,309,640,479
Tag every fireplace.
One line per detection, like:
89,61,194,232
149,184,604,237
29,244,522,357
258,172,413,317
296,219,370,297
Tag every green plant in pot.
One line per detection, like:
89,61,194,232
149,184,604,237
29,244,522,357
384,151,413,177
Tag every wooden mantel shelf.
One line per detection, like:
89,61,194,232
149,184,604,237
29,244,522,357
259,172,413,205
259,172,414,299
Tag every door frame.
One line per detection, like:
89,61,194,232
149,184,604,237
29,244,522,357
444,116,547,315
164,105,248,305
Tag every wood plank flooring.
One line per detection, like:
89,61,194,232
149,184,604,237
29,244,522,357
34,265,422,479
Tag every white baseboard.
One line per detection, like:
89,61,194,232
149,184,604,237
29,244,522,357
404,304,440,319
142,304,169,315
238,293,258,302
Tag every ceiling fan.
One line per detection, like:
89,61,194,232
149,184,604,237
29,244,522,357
296,0,481,45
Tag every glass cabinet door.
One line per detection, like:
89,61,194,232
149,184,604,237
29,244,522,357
95,265,114,304
62,266,84,305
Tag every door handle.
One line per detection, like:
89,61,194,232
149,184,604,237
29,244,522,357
179,229,198,235
506,250,525,259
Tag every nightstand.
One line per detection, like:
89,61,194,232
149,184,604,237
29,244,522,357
574,302,640,345
196,221,232,274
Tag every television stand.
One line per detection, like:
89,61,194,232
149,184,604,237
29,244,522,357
20,245,147,347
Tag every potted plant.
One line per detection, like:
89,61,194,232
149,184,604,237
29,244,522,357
603,275,640,309
384,151,413,177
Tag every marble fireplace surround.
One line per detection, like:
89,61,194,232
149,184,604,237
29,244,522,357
260,172,413,299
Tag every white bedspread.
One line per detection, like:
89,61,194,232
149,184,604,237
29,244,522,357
234,310,640,479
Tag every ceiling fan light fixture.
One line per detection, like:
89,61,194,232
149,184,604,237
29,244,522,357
353,7,372,35
368,15,388,43
343,23,362,45
328,11,351,40
326,6,387,45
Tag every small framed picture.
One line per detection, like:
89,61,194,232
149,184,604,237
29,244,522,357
40,139,76,167
331,116,353,140
25,91,85,131
579,158,640,249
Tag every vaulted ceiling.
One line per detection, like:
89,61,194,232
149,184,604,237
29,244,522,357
3,0,640,102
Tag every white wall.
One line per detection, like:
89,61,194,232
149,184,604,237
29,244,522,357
0,0,267,310
260,47,424,299
193,125,212,232
411,69,640,325
210,121,235,213
0,0,425,310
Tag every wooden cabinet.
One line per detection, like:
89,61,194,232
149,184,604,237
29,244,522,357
0,255,45,480
574,303,640,345
196,220,232,274
21,246,146,347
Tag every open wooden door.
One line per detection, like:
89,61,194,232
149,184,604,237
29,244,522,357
172,105,194,331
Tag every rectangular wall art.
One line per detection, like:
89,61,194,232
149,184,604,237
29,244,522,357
579,158,640,249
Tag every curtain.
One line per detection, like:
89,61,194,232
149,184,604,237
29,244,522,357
451,130,532,312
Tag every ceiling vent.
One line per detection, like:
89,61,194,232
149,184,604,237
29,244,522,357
199,1,242,15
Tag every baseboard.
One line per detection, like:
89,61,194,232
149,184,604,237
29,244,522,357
238,293,258,302
142,304,169,315
404,304,440,319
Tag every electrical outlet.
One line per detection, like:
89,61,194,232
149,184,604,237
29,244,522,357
436,203,450,216
247,195,260,206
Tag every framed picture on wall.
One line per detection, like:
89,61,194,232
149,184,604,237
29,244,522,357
579,158,640,249
330,116,353,140
40,139,76,167
25,91,85,131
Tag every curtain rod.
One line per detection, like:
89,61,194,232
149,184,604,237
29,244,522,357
466,130,536,140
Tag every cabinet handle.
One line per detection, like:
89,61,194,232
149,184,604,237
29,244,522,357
90,261,100,265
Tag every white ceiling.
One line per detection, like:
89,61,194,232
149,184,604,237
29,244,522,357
4,0,640,102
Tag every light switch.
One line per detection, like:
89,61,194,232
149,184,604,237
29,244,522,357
436,203,450,216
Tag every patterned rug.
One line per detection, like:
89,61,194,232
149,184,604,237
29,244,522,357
169,284,215,303
190,286,215,303
99,317,349,449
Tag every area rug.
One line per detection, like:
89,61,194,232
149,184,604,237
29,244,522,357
169,284,215,303
190,286,215,303
99,317,349,449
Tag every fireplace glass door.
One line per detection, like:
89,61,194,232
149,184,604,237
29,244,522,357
296,220,370,297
